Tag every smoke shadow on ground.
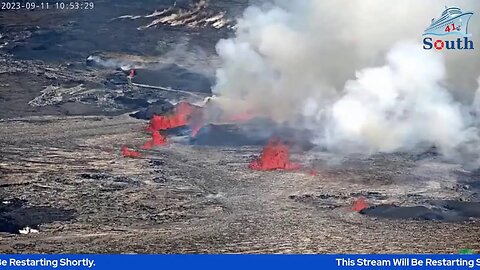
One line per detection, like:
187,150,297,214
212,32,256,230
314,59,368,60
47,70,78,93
360,200,480,222
0,198,76,234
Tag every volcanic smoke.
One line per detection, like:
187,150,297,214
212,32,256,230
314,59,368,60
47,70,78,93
211,0,480,167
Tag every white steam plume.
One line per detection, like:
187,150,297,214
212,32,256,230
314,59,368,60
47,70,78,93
211,0,480,165
323,43,465,154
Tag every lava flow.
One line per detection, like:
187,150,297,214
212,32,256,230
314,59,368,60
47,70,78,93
249,138,301,171
190,122,203,138
147,101,202,132
121,146,142,158
352,197,368,212
142,131,167,149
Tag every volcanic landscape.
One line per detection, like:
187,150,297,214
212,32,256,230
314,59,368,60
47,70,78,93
1,0,480,253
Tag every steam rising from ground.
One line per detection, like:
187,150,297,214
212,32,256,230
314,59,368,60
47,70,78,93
324,43,464,154
211,0,480,166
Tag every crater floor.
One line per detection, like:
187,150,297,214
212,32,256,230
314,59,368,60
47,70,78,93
1,114,480,253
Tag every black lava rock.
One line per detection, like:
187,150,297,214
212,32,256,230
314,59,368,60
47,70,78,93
129,99,175,120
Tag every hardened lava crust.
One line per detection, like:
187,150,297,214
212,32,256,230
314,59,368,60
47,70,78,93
1,115,480,253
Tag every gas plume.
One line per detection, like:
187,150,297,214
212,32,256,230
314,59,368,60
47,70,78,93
211,0,480,166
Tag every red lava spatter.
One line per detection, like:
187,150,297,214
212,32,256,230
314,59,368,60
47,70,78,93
128,69,135,78
147,102,201,133
249,138,301,171
121,101,261,158
121,146,142,158
352,197,368,212
121,102,201,158
190,123,203,138
142,131,167,149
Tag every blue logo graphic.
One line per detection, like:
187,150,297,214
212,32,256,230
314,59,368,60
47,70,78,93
423,6,474,37
423,6,475,50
